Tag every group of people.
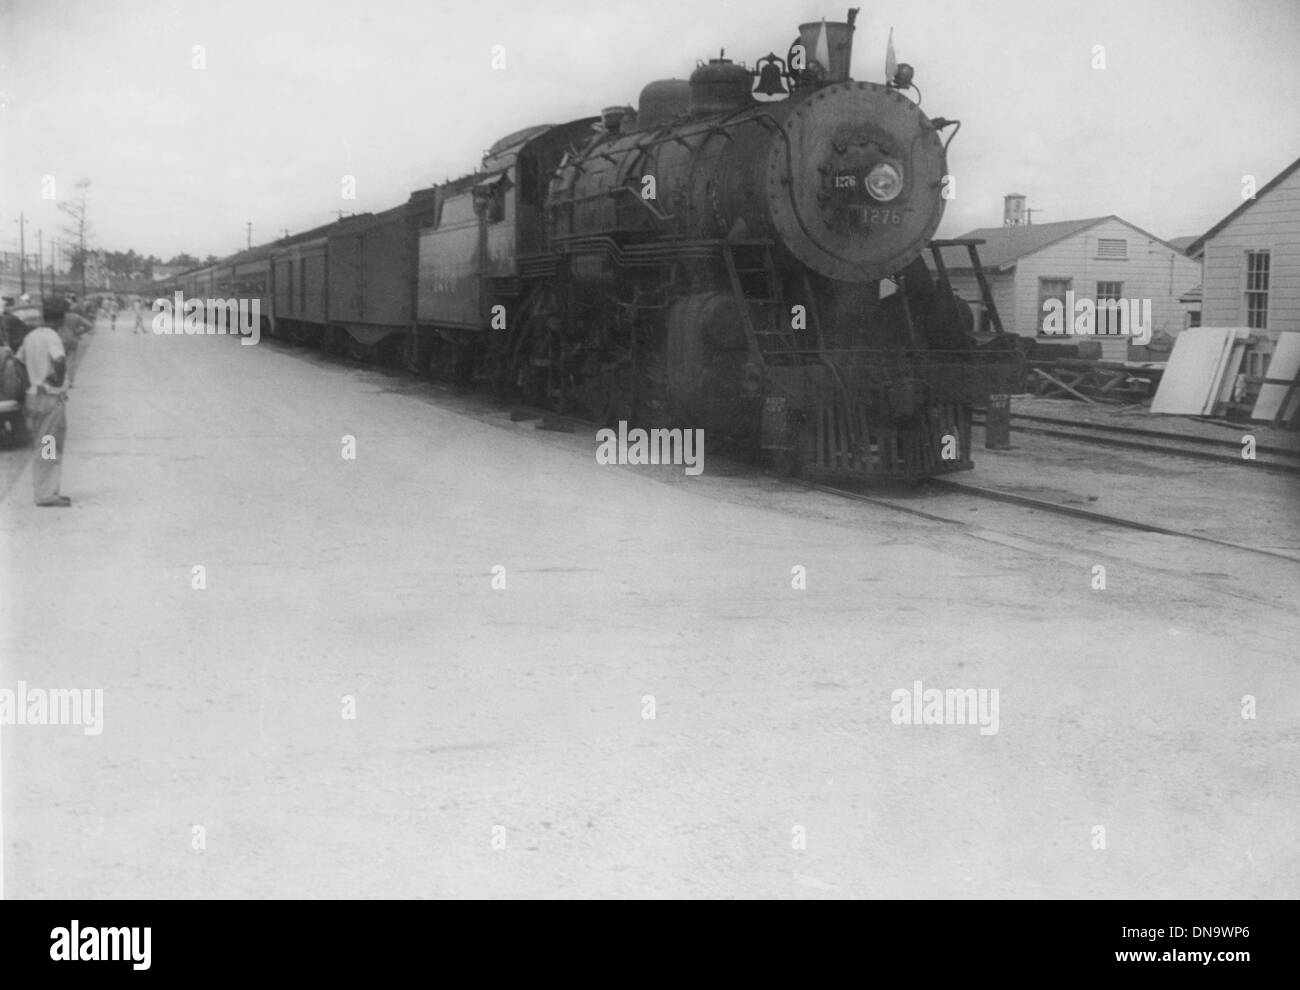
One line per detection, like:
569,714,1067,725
0,291,100,507
100,295,147,333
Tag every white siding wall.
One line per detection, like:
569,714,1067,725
1199,167,1300,333
1008,218,1200,360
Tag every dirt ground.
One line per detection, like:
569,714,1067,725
2,323,1297,898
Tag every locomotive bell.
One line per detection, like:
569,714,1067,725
754,54,788,96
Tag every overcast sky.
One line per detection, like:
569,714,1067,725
2,0,1297,262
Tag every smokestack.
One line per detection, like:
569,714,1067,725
797,8,860,84
1004,193,1026,226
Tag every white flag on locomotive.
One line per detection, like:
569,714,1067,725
813,20,830,73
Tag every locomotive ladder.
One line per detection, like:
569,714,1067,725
927,238,1006,335
722,242,802,362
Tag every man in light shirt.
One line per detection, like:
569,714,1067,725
15,296,72,507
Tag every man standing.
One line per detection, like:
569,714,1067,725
16,296,71,507
132,297,145,334
1,295,31,350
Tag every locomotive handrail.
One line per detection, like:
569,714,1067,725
928,238,1007,336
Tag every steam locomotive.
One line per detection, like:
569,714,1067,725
175,9,1023,479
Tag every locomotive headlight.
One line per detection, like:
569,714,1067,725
866,162,904,202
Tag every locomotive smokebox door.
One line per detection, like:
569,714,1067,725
767,82,947,284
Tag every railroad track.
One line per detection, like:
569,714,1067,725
971,411,1300,476
811,478,1300,564
494,392,1300,564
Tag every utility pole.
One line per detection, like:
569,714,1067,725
37,230,44,296
58,179,92,296
15,213,27,293
246,221,252,250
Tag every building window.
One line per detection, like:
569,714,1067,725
1038,278,1072,334
1096,238,1128,260
1096,281,1124,334
286,261,294,313
1245,250,1269,329
299,258,307,312
1187,311,1201,329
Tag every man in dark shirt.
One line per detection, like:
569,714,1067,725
1,295,31,350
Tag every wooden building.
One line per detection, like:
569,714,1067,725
931,214,1200,361
1185,156,1300,383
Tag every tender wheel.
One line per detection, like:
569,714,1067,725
346,337,376,362
323,326,346,355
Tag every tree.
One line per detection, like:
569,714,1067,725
58,178,93,294
167,253,199,268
